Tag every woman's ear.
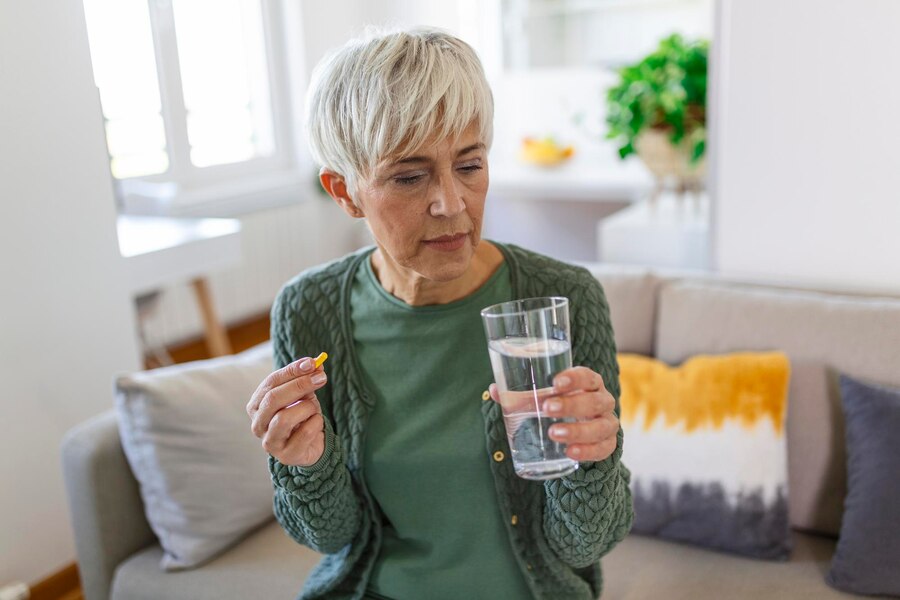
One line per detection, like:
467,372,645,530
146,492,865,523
319,169,364,218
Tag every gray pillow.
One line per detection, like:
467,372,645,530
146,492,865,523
115,342,275,570
827,374,900,596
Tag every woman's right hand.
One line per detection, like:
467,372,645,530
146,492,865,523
246,356,329,467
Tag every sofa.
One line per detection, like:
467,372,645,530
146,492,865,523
61,262,900,600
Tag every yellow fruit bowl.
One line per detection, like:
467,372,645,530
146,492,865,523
519,136,575,167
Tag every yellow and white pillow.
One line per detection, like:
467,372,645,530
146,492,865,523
618,351,792,559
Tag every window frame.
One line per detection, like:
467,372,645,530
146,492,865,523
113,0,308,215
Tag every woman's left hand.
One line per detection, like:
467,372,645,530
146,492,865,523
489,366,619,462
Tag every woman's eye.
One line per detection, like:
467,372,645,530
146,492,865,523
394,174,424,186
458,163,483,174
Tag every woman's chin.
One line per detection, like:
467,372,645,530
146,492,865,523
418,260,472,283
415,245,475,281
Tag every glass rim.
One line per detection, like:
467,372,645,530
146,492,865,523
480,296,569,319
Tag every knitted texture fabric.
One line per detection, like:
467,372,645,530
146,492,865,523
267,243,634,599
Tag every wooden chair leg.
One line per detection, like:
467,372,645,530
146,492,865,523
190,277,233,357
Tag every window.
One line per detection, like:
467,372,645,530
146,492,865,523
83,0,300,211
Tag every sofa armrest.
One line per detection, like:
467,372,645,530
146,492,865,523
61,410,157,600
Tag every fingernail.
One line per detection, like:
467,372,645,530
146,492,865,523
299,358,313,371
544,400,562,412
552,425,569,438
570,446,582,457
554,376,571,389
311,372,327,385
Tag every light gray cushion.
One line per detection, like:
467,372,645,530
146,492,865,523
655,281,900,385
785,362,846,536
111,521,320,600
115,342,275,570
583,265,663,355
602,531,856,599
655,281,900,535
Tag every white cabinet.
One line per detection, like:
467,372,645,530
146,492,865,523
597,192,711,269
500,0,713,70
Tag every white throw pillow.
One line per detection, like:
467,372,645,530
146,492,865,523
115,342,275,570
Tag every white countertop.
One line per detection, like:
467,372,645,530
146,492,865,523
117,215,242,295
488,154,654,202
117,215,241,258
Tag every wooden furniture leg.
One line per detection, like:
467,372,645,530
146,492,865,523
190,277,233,357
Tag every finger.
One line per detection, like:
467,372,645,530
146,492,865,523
492,385,556,413
291,411,325,445
260,396,320,448
542,389,615,419
548,414,619,444
282,394,322,412
564,436,618,462
247,356,320,415
252,370,327,437
552,366,605,395
280,413,326,467
285,394,322,413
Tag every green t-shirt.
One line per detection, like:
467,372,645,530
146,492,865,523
351,255,532,600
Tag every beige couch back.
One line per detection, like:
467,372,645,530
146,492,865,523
589,264,900,537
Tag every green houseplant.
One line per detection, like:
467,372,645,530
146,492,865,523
605,34,709,192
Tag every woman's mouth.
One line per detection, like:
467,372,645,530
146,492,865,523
422,232,469,252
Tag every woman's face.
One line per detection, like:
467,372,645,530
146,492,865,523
353,124,489,282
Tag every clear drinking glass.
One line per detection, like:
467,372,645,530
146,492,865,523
481,297,578,480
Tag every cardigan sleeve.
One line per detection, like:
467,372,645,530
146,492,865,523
266,284,363,554
541,271,634,568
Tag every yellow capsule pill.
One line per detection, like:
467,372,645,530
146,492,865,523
314,352,328,368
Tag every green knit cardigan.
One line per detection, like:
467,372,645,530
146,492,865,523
267,243,634,600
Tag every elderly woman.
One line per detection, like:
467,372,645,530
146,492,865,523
246,27,633,600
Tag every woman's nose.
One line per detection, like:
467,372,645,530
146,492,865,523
429,173,465,217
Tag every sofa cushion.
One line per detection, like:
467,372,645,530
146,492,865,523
111,521,320,600
602,531,852,599
583,265,662,355
115,342,275,570
827,374,900,597
785,362,846,536
655,281,900,536
618,352,791,559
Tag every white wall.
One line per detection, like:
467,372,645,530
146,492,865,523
360,0,462,31
712,0,900,291
298,0,463,65
0,1,143,586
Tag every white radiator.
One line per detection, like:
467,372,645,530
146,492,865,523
144,200,370,347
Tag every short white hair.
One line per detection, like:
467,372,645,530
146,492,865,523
306,27,494,194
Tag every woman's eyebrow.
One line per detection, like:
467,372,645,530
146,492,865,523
457,143,485,157
391,156,428,167
389,143,485,168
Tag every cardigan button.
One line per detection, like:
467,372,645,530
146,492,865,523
492,450,505,462
482,390,491,401
510,514,518,526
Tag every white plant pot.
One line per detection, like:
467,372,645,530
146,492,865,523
635,129,706,191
